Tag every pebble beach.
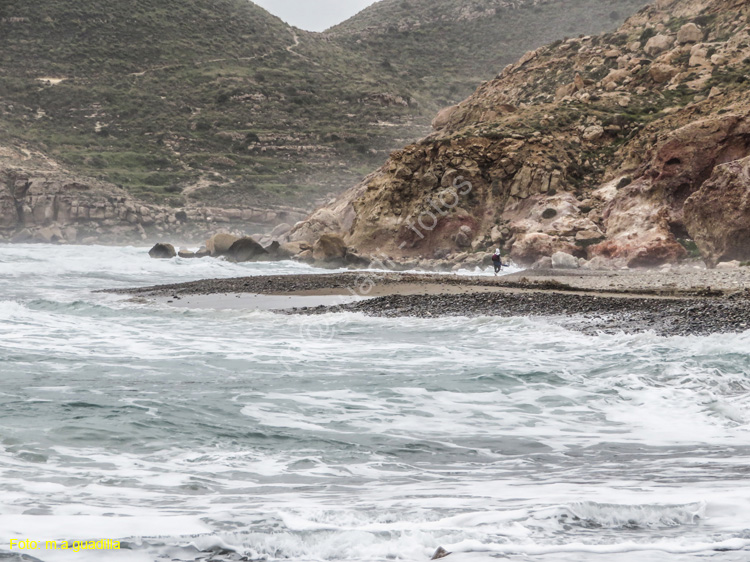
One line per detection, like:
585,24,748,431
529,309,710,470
114,266,750,337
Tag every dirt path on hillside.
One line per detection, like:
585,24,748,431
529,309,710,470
129,30,311,77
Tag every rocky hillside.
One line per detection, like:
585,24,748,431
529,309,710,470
0,0,410,210
0,139,308,245
0,0,642,221
330,0,648,109
291,0,750,269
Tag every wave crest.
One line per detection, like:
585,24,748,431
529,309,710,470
559,501,705,529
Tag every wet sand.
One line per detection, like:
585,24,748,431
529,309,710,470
154,293,369,310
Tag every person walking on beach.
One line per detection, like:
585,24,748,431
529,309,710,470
492,249,503,276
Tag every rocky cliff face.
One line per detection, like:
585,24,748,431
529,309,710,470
0,143,306,245
292,0,750,268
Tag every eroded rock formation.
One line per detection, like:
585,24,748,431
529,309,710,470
0,144,307,244
289,0,750,269
684,155,750,265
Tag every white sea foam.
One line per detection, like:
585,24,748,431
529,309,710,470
2,244,750,561
447,537,750,556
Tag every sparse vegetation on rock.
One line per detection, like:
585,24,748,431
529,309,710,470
0,0,645,219
293,0,750,269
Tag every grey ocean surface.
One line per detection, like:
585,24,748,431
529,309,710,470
1,244,749,562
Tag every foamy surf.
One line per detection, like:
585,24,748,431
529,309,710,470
1,244,750,561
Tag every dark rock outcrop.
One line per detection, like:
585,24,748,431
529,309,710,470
226,237,268,262
149,243,176,259
431,547,452,560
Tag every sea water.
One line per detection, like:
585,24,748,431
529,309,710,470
0,244,749,562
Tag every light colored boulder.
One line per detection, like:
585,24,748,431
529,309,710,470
582,125,605,142
510,232,578,266
602,68,630,88
576,230,605,245
205,233,239,256
531,256,553,270
312,234,347,263
432,105,460,131
490,225,505,244
644,34,674,56
11,229,32,243
716,261,740,270
296,249,314,263
677,23,703,45
551,251,580,269
649,63,678,83
555,82,578,101
689,44,710,67
270,223,292,238
287,208,343,244
63,226,78,243
36,225,64,243
278,241,311,258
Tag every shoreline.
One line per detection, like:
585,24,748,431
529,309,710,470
297,291,750,337
111,266,750,299
109,268,750,337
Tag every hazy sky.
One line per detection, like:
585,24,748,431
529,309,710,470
253,0,379,32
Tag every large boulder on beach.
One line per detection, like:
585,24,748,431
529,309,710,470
265,240,306,260
531,256,553,270
684,156,750,266
149,243,176,259
296,249,314,263
35,225,65,244
551,251,579,269
510,232,578,266
313,234,347,263
205,233,239,257
275,241,311,259
226,237,268,262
